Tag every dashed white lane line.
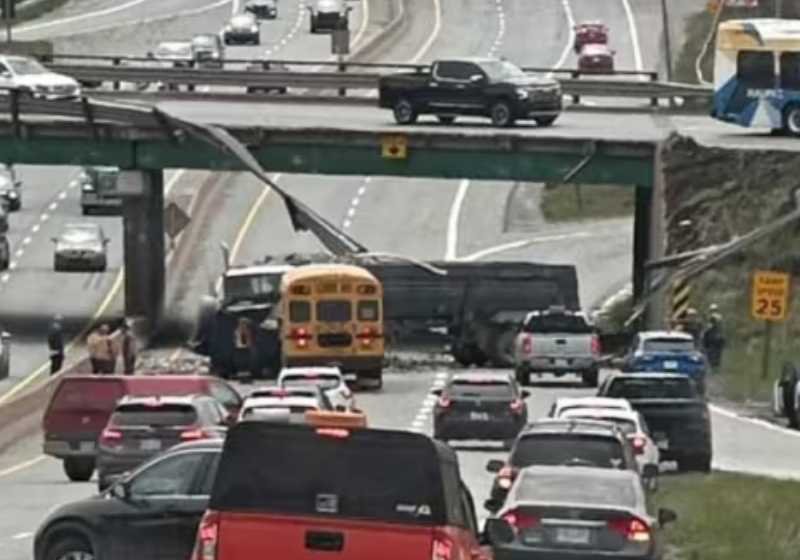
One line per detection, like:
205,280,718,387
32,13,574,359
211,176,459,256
486,0,507,58
548,0,576,79
11,532,32,540
342,177,371,230
262,0,306,58
408,371,449,433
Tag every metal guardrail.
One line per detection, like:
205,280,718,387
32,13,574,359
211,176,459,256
43,63,712,105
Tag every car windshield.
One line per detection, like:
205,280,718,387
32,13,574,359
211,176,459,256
156,43,192,58
582,45,609,55
524,313,591,333
642,338,696,353
511,434,625,469
515,472,636,508
60,225,101,244
564,415,637,435
281,374,340,390
111,403,198,427
223,272,282,303
606,377,696,399
232,15,255,25
192,36,217,48
447,379,514,398
480,60,527,81
6,58,48,76
244,405,315,417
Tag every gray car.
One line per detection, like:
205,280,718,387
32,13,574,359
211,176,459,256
222,13,260,45
485,465,677,560
52,222,109,272
0,166,21,211
191,33,225,67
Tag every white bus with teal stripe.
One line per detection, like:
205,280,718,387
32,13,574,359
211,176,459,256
712,18,800,136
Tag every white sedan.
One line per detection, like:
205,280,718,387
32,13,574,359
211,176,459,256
0,55,80,99
278,366,355,411
238,395,322,422
549,396,633,418
559,407,661,487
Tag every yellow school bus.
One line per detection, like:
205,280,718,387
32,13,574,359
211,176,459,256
280,264,385,387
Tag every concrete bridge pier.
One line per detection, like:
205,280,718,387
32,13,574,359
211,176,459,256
120,170,165,336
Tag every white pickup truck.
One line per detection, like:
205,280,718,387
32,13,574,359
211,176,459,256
513,307,601,387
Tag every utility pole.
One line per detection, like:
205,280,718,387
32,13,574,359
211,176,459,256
776,0,783,18
2,0,14,43
660,0,673,81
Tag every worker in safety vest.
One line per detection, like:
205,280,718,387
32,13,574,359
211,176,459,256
235,318,260,378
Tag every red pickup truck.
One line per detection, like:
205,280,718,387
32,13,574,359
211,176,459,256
193,422,491,560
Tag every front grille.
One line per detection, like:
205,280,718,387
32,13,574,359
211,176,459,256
318,333,353,347
530,88,560,102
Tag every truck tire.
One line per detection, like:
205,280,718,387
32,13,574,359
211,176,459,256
779,363,799,428
63,457,95,482
677,455,712,473
393,99,417,125
489,101,515,127
534,115,557,127
451,344,485,368
581,367,599,388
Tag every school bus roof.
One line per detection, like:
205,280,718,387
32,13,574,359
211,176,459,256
717,18,800,50
281,263,379,285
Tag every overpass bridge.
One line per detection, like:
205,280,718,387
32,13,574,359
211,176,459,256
0,95,667,332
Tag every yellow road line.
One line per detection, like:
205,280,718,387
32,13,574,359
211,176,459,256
0,455,46,480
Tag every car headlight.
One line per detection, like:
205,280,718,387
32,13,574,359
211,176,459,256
250,25,258,32
82,184,93,192
516,89,529,100
6,191,17,198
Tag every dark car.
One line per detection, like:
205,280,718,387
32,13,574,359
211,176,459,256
485,418,642,510
0,166,21,211
96,395,230,490
34,439,223,560
222,13,260,45
245,60,289,94
485,466,677,560
432,372,529,445
573,21,609,53
598,372,712,472
245,0,277,19
42,374,241,483
378,58,562,128
308,0,350,33
621,331,708,394
194,422,493,560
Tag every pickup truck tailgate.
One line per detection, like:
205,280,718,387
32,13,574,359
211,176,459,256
630,399,710,446
530,333,593,356
217,513,434,560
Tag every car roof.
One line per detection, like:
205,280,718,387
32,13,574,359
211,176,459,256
607,372,690,382
639,330,694,341
581,43,611,52
279,366,342,377
559,408,640,424
231,12,256,19
242,396,320,408
63,222,101,231
555,396,631,410
449,371,512,383
522,418,622,437
167,438,225,453
510,465,644,508
249,385,322,397
116,394,206,407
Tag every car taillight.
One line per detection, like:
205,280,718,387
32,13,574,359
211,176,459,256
590,334,600,355
630,436,646,453
521,335,533,354
498,465,516,489
430,529,453,560
192,510,219,560
607,516,651,542
290,326,312,348
509,399,523,411
181,428,207,441
502,509,541,530
100,428,121,442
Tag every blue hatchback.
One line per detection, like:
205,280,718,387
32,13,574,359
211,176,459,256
622,331,708,379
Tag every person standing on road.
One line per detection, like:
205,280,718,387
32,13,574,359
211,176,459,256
118,321,137,375
48,315,65,375
88,324,116,374
681,308,704,347
703,304,725,374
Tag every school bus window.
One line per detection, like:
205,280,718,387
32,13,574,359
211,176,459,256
358,300,379,321
289,301,311,322
737,50,774,89
291,285,311,296
317,300,351,322
357,285,376,295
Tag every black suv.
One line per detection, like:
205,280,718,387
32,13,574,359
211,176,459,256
484,418,642,511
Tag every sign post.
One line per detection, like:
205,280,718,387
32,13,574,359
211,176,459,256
2,0,15,43
751,270,790,380
331,28,350,97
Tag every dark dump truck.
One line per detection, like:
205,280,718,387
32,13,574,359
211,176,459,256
598,372,712,473
378,57,563,127
192,253,580,376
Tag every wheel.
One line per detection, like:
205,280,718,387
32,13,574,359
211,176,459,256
534,115,558,127
63,457,95,482
54,258,63,272
43,535,94,560
392,99,417,125
437,115,456,125
489,101,515,127
97,261,107,273
783,103,800,137
81,206,92,216
582,368,599,388
677,455,712,473
0,258,8,271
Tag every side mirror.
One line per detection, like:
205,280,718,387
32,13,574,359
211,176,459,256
430,388,442,396
520,390,531,399
657,508,677,526
469,74,484,83
335,404,347,412
483,498,503,513
483,518,514,544
110,479,132,500
486,459,504,473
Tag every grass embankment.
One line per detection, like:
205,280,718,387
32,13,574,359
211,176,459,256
656,472,800,560
673,1,800,84
540,183,634,222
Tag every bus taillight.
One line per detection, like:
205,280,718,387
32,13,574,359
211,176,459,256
356,326,379,347
290,326,312,348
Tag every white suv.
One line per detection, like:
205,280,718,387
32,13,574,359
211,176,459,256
277,366,355,411
0,55,80,100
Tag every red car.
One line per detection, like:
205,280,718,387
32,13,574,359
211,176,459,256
578,43,616,73
574,22,608,53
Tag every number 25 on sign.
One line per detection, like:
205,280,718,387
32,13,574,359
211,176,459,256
751,270,790,321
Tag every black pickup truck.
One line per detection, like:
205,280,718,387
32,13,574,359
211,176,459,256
378,58,562,128
598,372,712,473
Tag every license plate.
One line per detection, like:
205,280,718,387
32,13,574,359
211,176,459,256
79,441,95,453
663,360,678,369
140,439,161,451
555,527,591,544
656,439,669,450
470,412,490,421
554,359,568,367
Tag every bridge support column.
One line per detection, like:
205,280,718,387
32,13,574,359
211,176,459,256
632,185,652,326
121,170,165,335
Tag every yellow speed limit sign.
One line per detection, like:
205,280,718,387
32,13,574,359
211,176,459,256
751,270,790,321
381,134,407,159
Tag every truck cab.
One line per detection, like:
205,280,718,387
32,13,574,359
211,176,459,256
308,0,350,33
79,166,121,215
